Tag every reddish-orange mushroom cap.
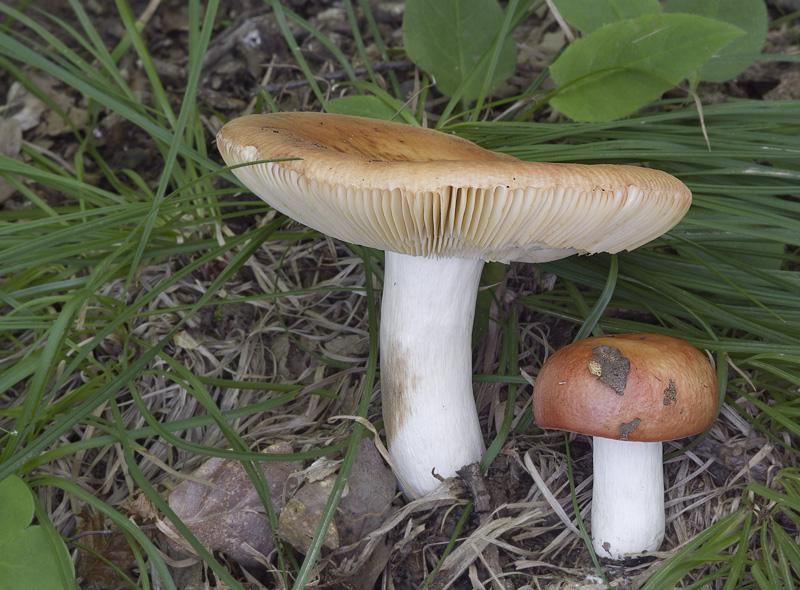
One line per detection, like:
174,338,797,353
533,333,718,442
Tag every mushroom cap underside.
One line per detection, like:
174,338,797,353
217,112,692,263
532,333,719,442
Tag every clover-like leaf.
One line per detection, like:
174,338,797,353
402,0,517,101
663,0,767,83
0,475,75,590
552,0,662,34
549,13,744,122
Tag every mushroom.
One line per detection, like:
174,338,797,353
532,333,718,559
216,113,692,498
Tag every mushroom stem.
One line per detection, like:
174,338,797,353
380,251,486,497
591,436,665,559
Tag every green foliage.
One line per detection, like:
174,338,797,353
552,0,661,33
334,0,767,125
472,262,507,346
0,476,75,590
680,238,786,271
451,95,800,422
402,0,517,101
663,0,768,83
640,469,800,589
547,0,773,121
548,13,744,121
326,95,407,121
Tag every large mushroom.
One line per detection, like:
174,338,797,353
532,333,719,559
216,112,692,497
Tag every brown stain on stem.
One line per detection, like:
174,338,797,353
381,344,416,444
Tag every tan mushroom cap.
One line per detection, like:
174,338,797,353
216,112,692,263
533,334,719,442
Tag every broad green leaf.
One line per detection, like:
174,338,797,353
552,0,661,34
663,0,767,83
402,0,517,100
0,476,75,590
0,474,34,533
549,13,744,122
325,95,404,120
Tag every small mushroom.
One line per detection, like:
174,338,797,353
216,113,692,498
532,333,719,559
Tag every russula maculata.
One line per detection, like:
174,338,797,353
533,333,718,559
216,113,692,497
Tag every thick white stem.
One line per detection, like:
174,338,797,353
591,437,665,559
380,251,486,497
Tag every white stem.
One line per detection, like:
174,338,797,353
380,251,486,497
591,437,665,559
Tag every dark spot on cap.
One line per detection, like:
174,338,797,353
588,345,630,395
663,379,677,406
620,417,642,440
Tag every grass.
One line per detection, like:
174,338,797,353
1,0,799,588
